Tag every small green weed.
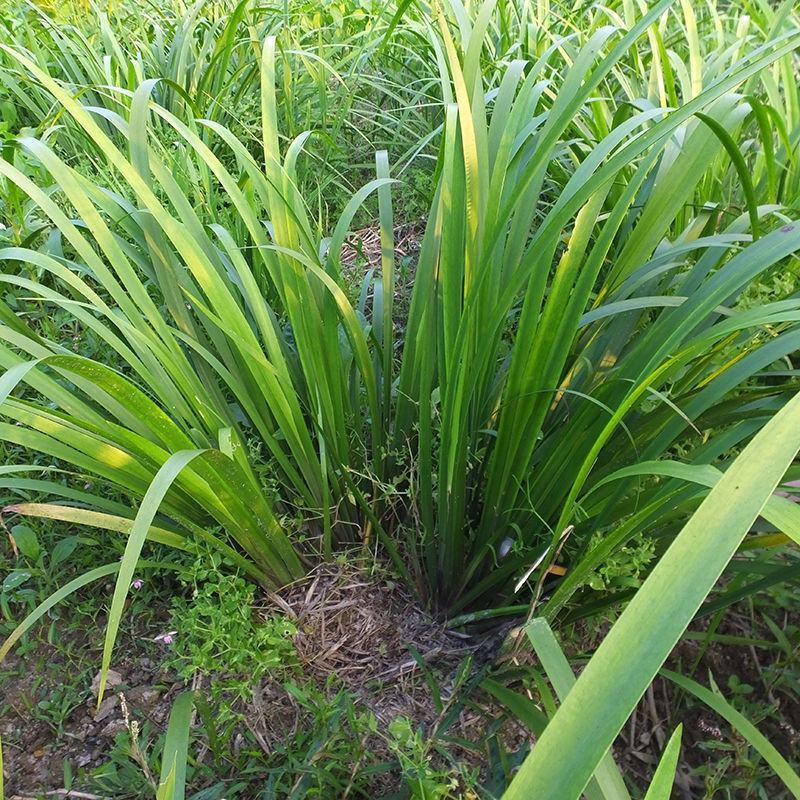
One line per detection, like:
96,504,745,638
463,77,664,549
388,716,463,799
167,548,297,689
584,532,657,593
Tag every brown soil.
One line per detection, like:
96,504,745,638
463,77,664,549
341,221,422,276
243,562,525,794
0,563,521,798
2,563,798,799
1,638,177,797
274,562,503,724
563,603,800,799
637,612,800,799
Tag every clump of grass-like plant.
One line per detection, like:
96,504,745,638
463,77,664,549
1,0,799,714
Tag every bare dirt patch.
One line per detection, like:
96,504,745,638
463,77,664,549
1,643,176,798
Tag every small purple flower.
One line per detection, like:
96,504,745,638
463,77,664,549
154,631,177,645
131,578,144,590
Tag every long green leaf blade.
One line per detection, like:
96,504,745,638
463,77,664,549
503,389,800,800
